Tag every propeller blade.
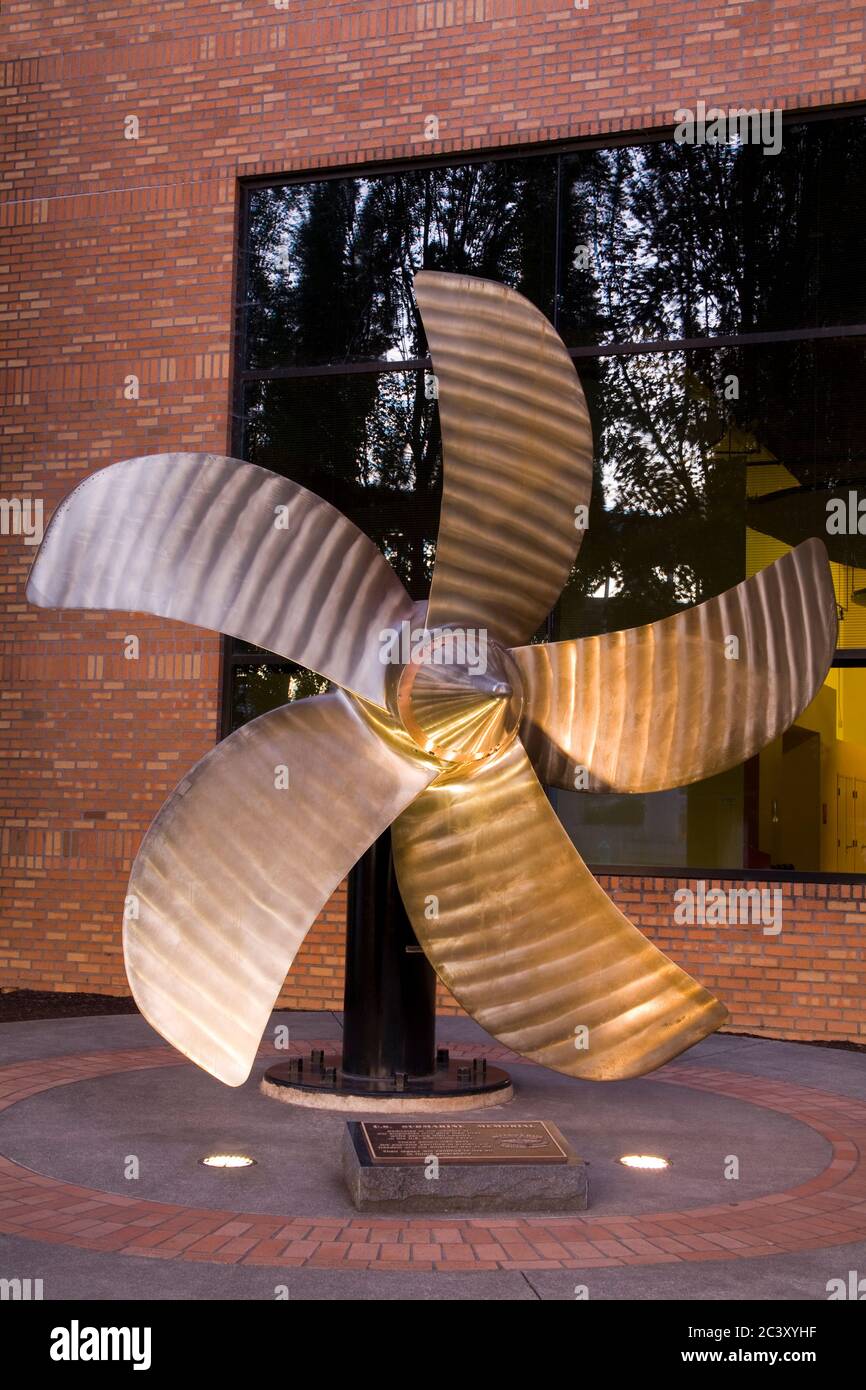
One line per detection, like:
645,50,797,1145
392,737,726,1079
513,538,838,793
416,271,593,647
26,453,412,709
124,690,437,1085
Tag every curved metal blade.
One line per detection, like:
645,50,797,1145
513,538,838,793
417,271,593,647
392,738,726,1080
124,690,438,1086
26,453,413,708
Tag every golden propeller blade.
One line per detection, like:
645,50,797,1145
513,539,838,793
417,271,593,648
26,452,414,709
124,690,438,1086
392,736,727,1079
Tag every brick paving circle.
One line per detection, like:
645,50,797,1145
1,1042,865,1272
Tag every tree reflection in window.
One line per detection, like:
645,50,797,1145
231,113,866,873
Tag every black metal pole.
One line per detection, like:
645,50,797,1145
341,828,437,1081
264,827,510,1102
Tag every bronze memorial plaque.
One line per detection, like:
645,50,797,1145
360,1120,569,1165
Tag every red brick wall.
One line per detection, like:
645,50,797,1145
288,876,866,1045
2,1,866,1041
601,877,866,1045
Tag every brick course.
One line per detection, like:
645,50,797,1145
2,1,866,1039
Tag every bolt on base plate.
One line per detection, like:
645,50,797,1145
261,1047,513,1112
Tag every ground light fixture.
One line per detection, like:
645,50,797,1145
618,1154,671,1170
199,1153,257,1169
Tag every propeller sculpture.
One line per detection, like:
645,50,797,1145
26,271,838,1089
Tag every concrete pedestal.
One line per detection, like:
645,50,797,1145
342,1120,589,1212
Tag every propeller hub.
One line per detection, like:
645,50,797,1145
391,628,524,764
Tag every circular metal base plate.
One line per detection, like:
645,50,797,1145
261,1050,513,1113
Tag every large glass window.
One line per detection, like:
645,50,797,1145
233,112,866,877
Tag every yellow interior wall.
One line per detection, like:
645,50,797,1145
795,685,837,870
833,733,866,781
740,463,866,869
835,668,866,747
686,766,744,866
744,460,866,648
751,674,866,870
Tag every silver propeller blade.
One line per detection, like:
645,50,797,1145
124,690,438,1085
27,452,413,708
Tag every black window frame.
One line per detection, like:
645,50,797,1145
227,103,866,884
